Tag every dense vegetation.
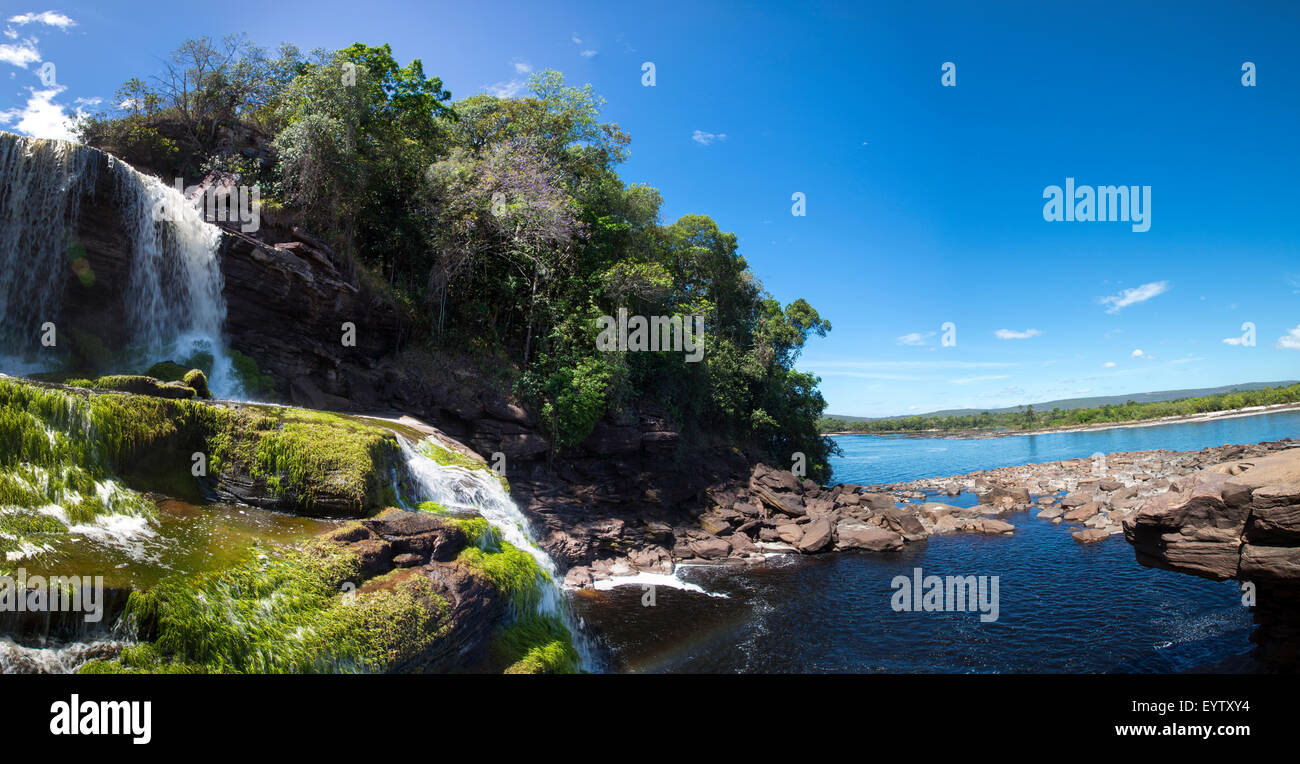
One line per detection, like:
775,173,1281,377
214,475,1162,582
819,382,1300,435
78,35,836,478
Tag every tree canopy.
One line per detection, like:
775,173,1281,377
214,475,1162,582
79,37,838,479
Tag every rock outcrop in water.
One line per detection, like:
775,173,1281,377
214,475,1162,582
1124,446,1300,671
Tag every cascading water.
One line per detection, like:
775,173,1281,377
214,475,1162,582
0,133,99,370
0,131,241,398
397,436,601,672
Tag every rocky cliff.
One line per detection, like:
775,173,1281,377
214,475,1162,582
1124,446,1300,671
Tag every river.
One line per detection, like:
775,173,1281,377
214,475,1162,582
572,410,1300,673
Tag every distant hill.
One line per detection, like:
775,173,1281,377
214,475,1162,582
827,381,1300,421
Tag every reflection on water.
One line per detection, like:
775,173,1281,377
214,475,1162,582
30,499,338,591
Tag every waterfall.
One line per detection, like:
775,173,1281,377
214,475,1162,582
0,131,241,398
396,436,600,672
0,133,99,367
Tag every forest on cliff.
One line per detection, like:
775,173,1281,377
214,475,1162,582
76,35,836,478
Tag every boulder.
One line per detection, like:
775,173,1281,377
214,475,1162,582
979,518,1015,535
776,524,804,546
688,538,732,560
835,522,904,552
1072,528,1110,544
1063,501,1100,523
797,517,834,553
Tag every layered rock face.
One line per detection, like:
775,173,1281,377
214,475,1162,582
1124,446,1300,671
217,226,401,408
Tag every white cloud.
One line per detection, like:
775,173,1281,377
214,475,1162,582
895,331,934,346
1100,280,1169,313
579,49,598,58
0,37,40,67
1102,361,1117,368
512,60,532,74
1277,325,1300,350
1222,335,1249,346
1130,348,1154,359
691,129,726,145
1076,388,1092,394
0,85,83,141
485,79,527,98
8,11,76,29
571,35,583,44
994,328,1041,340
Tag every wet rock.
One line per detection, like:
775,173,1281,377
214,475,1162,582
563,566,593,588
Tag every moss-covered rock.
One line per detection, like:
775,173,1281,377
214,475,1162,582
144,361,188,382
80,541,453,674
84,375,196,399
182,369,211,399
207,406,400,516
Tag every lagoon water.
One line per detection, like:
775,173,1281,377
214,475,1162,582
574,411,1300,673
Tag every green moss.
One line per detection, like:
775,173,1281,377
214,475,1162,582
183,369,212,399
144,361,188,383
456,537,550,614
417,500,449,514
493,614,581,674
85,375,196,399
115,542,449,673
0,510,68,536
206,406,398,514
229,349,275,395
419,439,510,493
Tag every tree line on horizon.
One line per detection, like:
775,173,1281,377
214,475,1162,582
74,35,837,478
818,382,1300,435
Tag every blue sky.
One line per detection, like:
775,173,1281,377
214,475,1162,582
2,1,1297,416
